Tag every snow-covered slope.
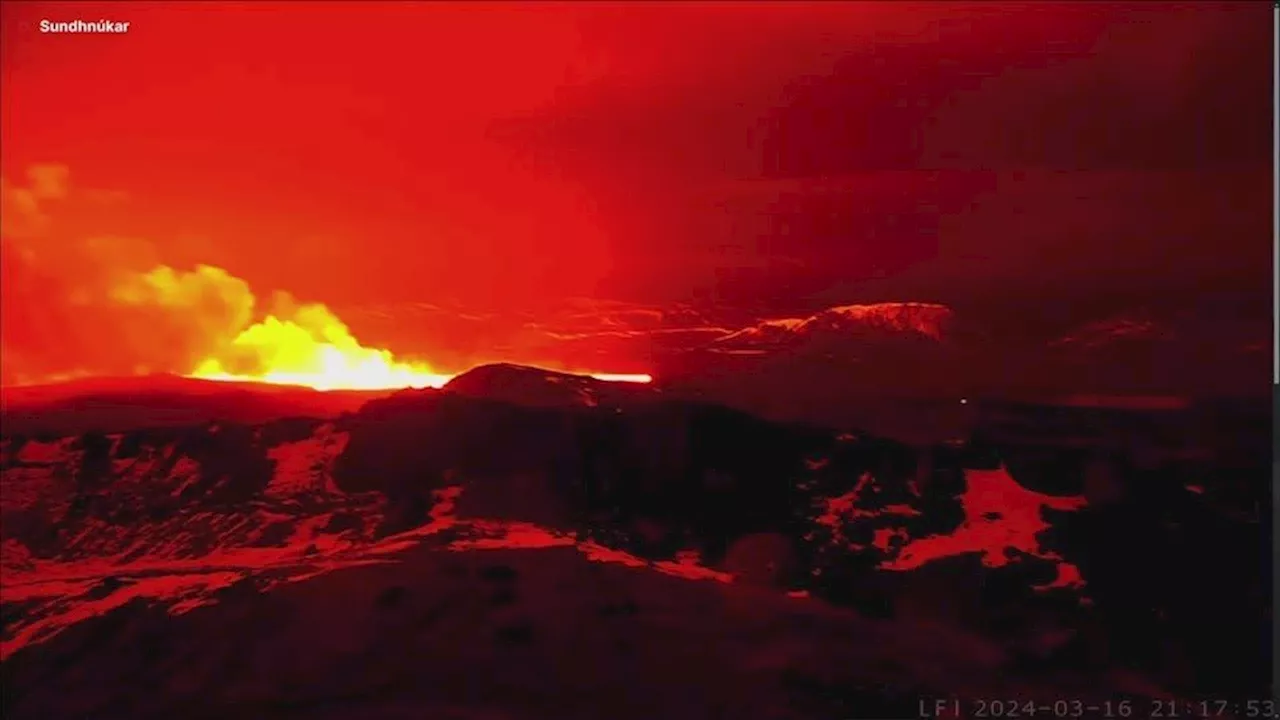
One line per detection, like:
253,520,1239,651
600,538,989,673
714,302,953,352
0,365,1269,713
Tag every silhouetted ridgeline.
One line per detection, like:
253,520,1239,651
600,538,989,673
0,375,380,436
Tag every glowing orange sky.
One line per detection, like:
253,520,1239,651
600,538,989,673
1,1,659,386
2,2,623,309
0,1,1270,389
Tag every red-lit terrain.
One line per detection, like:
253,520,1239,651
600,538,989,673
2,1,1273,717
0,375,385,436
2,365,1270,718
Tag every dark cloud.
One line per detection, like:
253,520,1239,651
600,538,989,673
492,2,1271,330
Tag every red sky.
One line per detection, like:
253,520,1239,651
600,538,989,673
0,1,1272,384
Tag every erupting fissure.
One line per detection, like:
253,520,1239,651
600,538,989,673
186,312,651,391
192,367,654,391
187,309,455,391
192,366,653,392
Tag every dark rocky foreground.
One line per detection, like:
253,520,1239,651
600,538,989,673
1,367,1272,718
0,545,1178,720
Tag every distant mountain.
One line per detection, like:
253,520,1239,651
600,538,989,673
1040,312,1269,399
657,301,1269,426
1049,316,1174,351
713,302,953,353
658,303,970,436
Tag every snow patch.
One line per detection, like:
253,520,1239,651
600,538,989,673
265,424,350,498
884,466,1085,581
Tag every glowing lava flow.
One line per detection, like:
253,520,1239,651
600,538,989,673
191,352,453,391
580,373,654,384
186,312,652,391
193,366,453,391
187,313,452,390
193,366,653,391
182,301,655,391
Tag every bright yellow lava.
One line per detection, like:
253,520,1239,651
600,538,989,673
192,368,454,392
581,373,654,384
192,367,653,391
185,307,652,392
190,323,455,391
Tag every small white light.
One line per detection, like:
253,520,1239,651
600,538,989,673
959,398,968,405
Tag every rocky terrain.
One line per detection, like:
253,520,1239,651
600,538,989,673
1,365,1271,718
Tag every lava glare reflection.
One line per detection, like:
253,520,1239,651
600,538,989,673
184,308,653,391
190,367,653,392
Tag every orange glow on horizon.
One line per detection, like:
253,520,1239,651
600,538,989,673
183,308,652,392
187,310,457,391
158,280,655,392
191,368,454,392
189,368,654,392
581,373,654,384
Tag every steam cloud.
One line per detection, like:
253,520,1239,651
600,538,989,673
0,165,413,387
